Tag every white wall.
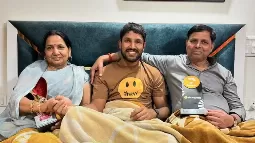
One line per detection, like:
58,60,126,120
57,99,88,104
0,0,7,109
244,57,255,120
1,0,255,112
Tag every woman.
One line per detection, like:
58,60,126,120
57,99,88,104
0,30,90,142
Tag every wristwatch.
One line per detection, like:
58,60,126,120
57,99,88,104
153,108,160,118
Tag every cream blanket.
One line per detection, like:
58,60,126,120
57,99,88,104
59,101,189,143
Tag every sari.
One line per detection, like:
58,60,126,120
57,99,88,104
0,60,89,142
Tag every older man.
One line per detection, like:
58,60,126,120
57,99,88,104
90,24,245,129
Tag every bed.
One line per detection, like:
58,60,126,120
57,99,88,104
6,21,252,143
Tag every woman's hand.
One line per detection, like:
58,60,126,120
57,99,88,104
40,98,58,114
53,95,73,116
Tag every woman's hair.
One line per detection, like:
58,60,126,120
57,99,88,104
43,30,72,51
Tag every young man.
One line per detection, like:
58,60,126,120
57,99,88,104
91,24,246,129
86,22,170,121
58,23,176,143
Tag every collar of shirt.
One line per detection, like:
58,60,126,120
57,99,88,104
185,55,217,66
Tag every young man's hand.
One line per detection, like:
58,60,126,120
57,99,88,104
90,52,120,83
90,56,105,83
130,106,157,121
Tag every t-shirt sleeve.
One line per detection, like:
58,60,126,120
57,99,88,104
152,70,167,97
91,73,109,100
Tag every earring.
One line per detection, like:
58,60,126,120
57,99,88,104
68,56,72,63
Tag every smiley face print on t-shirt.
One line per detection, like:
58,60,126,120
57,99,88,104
118,77,143,99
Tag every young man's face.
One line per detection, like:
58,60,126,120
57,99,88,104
186,31,214,62
119,31,145,62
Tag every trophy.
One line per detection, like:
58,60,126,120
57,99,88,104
180,76,207,116
26,77,59,132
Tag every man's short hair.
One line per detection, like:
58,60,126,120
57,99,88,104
187,24,216,43
120,22,146,42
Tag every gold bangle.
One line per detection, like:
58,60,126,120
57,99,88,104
30,101,35,114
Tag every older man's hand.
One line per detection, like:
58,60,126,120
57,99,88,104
206,109,234,129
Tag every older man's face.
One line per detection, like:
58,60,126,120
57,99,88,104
186,31,214,62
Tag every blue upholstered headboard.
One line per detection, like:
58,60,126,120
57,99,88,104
9,21,244,76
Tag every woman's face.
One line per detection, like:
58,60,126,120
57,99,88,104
44,35,71,68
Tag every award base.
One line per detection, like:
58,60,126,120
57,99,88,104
180,108,208,115
180,76,207,116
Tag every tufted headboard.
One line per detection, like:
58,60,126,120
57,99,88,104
6,21,246,108
9,21,244,76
